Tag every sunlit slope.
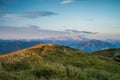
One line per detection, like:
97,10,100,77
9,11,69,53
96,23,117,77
0,44,120,80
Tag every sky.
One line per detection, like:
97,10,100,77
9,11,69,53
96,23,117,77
0,0,120,39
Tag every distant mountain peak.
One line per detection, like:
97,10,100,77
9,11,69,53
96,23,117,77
43,35,88,41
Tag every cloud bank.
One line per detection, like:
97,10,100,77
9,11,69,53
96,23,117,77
0,25,67,39
0,26,119,40
2,11,58,19
66,29,98,34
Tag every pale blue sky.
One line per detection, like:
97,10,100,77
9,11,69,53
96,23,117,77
0,0,120,39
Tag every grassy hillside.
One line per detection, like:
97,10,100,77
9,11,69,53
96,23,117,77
0,44,120,80
93,48,120,62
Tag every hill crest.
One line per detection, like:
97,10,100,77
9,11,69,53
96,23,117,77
0,44,56,57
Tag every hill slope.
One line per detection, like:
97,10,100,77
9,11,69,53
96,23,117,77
0,44,120,80
93,48,120,62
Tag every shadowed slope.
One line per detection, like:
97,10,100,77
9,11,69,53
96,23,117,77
93,48,120,62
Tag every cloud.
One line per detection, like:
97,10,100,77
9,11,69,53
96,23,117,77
66,29,98,34
2,11,58,19
61,0,95,4
61,0,74,4
3,14,25,19
25,11,58,18
0,25,67,39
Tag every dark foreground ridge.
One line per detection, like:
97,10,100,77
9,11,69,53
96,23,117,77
0,44,120,80
93,48,120,62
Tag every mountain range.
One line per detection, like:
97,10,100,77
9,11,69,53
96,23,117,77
0,35,120,54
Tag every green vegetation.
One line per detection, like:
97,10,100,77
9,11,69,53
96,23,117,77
0,44,120,80
93,48,120,62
